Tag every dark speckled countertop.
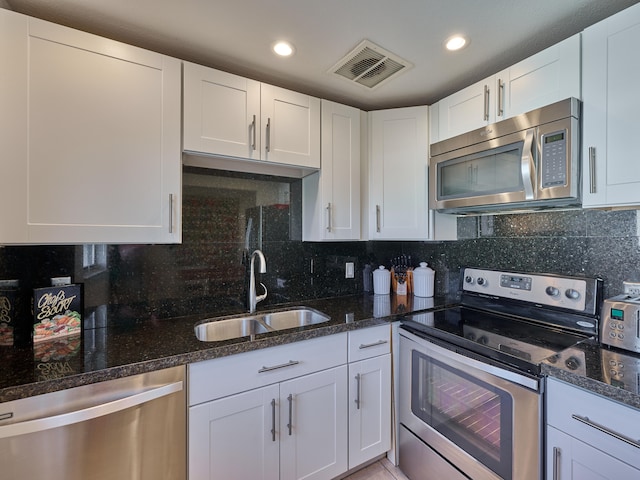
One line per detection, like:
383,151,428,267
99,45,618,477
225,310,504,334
0,294,453,403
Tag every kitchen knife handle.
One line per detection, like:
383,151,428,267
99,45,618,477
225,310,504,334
588,147,596,193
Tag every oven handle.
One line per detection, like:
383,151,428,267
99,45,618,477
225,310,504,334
400,327,539,391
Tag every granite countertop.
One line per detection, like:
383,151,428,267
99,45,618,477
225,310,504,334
542,338,640,410
0,294,453,403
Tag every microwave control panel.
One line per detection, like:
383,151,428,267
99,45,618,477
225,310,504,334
540,130,568,188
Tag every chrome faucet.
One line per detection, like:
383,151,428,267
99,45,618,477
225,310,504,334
248,249,267,313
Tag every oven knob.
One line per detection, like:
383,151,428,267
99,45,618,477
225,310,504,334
465,276,474,284
466,332,476,341
545,286,560,297
565,289,581,300
565,356,581,370
478,336,489,345
477,277,486,286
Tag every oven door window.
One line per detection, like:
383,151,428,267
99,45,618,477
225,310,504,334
438,142,523,200
411,349,513,479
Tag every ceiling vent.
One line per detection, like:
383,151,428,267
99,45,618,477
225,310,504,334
329,40,413,89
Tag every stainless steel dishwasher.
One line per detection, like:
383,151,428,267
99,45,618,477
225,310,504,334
0,365,186,480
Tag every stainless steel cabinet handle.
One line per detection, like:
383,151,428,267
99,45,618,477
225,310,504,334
553,446,561,480
270,398,276,442
375,205,381,233
497,79,504,116
326,203,332,232
266,117,271,153
287,394,293,435
354,374,361,410
0,381,183,439
589,147,596,193
251,114,257,151
571,414,640,449
521,129,536,200
258,360,300,373
483,85,490,121
359,340,387,349
169,193,175,233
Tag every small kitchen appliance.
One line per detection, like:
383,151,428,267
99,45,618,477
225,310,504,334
399,267,602,480
601,295,640,353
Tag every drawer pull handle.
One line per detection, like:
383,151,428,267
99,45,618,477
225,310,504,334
571,414,640,449
258,360,299,373
359,340,387,349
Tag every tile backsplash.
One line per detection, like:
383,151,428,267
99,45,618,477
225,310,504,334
1,179,639,331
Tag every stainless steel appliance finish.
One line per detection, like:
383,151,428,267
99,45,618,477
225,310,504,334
601,348,640,395
601,294,640,352
430,98,581,214
399,267,602,480
0,366,186,480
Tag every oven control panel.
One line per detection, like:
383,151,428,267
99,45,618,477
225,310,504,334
462,268,589,312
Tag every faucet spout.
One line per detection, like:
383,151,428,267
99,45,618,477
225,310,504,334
248,249,267,313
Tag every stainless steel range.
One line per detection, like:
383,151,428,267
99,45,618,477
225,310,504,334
399,267,602,480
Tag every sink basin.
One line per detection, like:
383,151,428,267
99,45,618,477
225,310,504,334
194,307,330,342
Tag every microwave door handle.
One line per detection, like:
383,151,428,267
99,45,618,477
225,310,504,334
521,129,536,200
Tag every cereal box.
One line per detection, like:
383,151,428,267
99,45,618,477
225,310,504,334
33,284,83,343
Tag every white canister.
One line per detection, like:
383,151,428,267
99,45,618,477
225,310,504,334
373,265,391,295
413,262,435,297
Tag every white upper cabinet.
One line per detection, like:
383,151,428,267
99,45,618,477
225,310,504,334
434,34,581,143
183,62,320,171
0,9,181,244
303,100,361,241
582,2,640,208
369,107,429,240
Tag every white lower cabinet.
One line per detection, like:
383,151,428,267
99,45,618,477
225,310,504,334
188,333,349,480
545,377,640,479
347,325,392,470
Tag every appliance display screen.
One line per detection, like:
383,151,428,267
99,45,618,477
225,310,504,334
611,308,624,320
544,132,565,144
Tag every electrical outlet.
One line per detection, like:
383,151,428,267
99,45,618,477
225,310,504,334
345,262,354,279
624,281,640,296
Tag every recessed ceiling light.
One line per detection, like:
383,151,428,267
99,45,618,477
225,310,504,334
273,41,295,57
445,35,468,51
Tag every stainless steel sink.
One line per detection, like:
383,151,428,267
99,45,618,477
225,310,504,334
194,307,330,342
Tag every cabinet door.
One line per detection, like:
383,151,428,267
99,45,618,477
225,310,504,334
261,84,320,169
369,106,429,240
582,2,640,208
547,426,640,480
183,62,261,159
348,354,391,469
500,34,581,120
437,77,494,141
189,384,280,480
303,100,360,241
17,15,181,244
280,366,348,480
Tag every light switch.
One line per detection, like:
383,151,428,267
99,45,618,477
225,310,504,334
345,262,354,278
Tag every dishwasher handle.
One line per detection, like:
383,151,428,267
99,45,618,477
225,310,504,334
0,380,183,439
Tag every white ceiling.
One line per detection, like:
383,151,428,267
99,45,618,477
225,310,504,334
4,0,640,110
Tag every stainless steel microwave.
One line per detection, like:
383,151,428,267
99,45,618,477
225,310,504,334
429,98,581,214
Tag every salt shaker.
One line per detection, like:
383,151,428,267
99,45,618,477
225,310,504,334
413,262,435,297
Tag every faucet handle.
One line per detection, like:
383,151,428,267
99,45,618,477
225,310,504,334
256,282,268,304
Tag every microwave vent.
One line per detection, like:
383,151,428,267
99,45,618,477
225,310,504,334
330,40,412,89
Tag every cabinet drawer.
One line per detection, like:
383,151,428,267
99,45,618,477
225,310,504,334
348,325,390,362
189,333,347,405
546,377,640,468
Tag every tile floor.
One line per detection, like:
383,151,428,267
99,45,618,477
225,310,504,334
342,458,410,480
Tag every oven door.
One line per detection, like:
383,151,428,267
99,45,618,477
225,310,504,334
399,328,541,480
